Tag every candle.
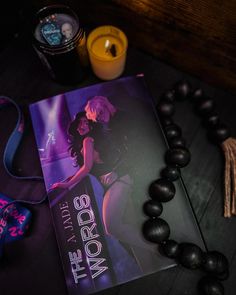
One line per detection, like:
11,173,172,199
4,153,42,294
87,25,128,80
32,5,89,84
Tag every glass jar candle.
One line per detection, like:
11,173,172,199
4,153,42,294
32,5,89,84
87,25,128,80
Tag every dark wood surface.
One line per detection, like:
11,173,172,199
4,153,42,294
0,30,236,295
72,0,236,94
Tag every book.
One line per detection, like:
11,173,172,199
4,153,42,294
29,75,205,295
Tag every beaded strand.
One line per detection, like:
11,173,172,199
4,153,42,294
142,80,230,295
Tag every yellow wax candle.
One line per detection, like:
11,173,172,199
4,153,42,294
87,25,128,80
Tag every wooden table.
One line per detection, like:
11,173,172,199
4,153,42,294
0,30,236,295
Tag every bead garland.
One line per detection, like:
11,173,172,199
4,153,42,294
142,80,230,295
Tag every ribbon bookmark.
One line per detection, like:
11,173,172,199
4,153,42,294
0,96,43,180
0,96,47,257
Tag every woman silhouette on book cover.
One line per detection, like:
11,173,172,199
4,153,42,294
51,111,105,189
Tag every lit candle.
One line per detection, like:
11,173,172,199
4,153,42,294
87,25,128,80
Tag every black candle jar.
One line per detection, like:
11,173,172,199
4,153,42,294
32,5,89,84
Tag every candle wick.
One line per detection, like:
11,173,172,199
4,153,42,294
105,39,110,53
110,44,117,57
104,39,117,57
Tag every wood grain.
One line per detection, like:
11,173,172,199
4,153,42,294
68,0,236,93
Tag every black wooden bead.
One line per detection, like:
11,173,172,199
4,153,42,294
142,218,170,243
169,137,186,149
161,166,180,181
204,113,220,128
196,97,215,116
209,124,230,144
198,276,224,295
149,178,176,202
165,124,182,140
216,270,229,281
178,243,204,269
165,148,191,168
175,80,192,100
192,88,204,103
143,200,163,217
160,239,180,258
161,117,173,127
156,100,175,117
203,251,229,275
163,90,176,102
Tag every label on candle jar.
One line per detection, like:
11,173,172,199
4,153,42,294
35,13,79,46
61,22,73,43
41,22,62,46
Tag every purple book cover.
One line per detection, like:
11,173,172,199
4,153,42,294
29,75,204,295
